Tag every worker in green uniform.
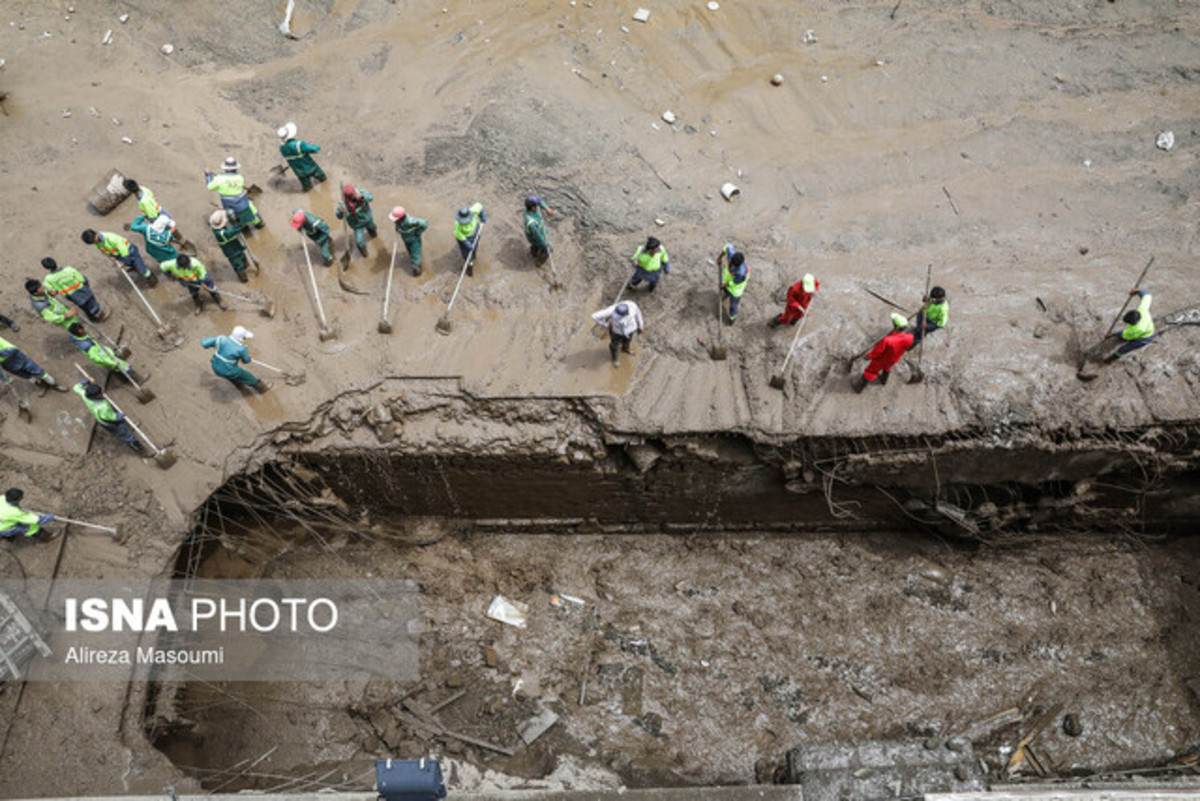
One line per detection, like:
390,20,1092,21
627,237,670,293
25,280,77,330
123,178,188,246
277,122,327,191
81,229,157,287
201,326,270,393
716,243,749,324
160,254,226,314
389,207,429,276
209,210,251,283
453,202,487,276
523,195,554,264
204,157,264,233
335,184,378,257
67,322,148,383
0,488,57,541
42,257,107,322
129,213,179,265
910,286,949,349
1105,288,1155,364
73,379,145,454
291,209,334,266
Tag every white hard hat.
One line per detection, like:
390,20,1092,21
209,210,229,229
222,156,240,172
231,326,253,344
277,121,298,140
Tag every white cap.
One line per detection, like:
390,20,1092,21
277,121,298,140
231,326,253,344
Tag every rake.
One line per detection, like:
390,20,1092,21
218,289,277,318
250,358,307,386
75,365,176,469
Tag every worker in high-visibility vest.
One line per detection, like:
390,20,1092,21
0,488,57,541
67,321,148,384
73,379,145,454
716,243,749,325
1104,288,1155,364
26,280,77,330
453,203,487,276
201,326,270,393
81,229,157,287
0,335,60,391
41,257,107,322
205,157,264,233
627,237,670,293
160,254,226,314
291,209,334,266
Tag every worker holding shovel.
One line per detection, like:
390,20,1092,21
0,489,58,542
523,196,554,264
627,237,670,294
73,378,145,454
591,301,644,367
1102,288,1155,365
390,206,429,276
42,257,108,322
209,211,252,283
291,209,335,266
851,314,914,393
81,229,158,287
160,255,227,315
277,122,327,191
910,286,949,349
129,212,179,265
67,322,151,395
335,184,378,257
25,280,77,330
454,203,488,276
769,273,819,329
201,326,270,393
717,243,749,325
205,157,264,234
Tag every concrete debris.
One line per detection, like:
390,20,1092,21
662,110,676,124
708,1,720,9
486,595,529,628
633,8,651,22
1156,130,1175,151
518,707,560,745
161,43,174,54
721,182,740,201
654,217,666,226
119,13,129,23
804,29,818,44
620,25,629,32
88,106,99,117
61,109,71,118
120,136,133,144
1063,713,1083,737
101,29,112,45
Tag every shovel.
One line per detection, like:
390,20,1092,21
238,232,261,276
51,515,126,544
437,224,483,335
269,163,289,177
1077,255,1155,381
0,373,33,423
120,368,156,404
251,358,307,386
908,265,933,385
75,365,176,469
709,259,727,361
769,295,817,390
219,289,277,318
546,252,564,291
117,267,182,348
299,235,336,341
91,324,132,360
379,238,398,334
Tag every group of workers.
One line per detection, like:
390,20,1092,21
0,120,1166,543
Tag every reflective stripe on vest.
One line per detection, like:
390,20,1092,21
98,232,130,258
138,189,161,218
283,141,306,162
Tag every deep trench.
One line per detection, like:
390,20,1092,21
143,406,1200,791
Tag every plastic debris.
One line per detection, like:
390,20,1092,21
654,217,666,226
1156,131,1175,151
662,110,676,124
621,25,629,32
119,13,129,23
633,8,650,22
708,1,720,9
804,29,817,44
161,43,174,54
120,136,134,145
61,109,71,118
101,29,113,45
486,595,528,628
721,182,740,201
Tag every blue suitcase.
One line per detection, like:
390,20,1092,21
376,758,447,801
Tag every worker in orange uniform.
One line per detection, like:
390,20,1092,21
852,314,914,393
769,273,819,328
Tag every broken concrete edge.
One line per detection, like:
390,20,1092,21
33,790,807,801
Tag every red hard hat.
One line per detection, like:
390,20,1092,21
389,206,406,222
290,210,306,229
343,184,357,197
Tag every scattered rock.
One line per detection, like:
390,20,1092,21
120,136,133,145
483,644,498,668
771,73,784,86
661,110,676,124
161,43,174,55
119,13,129,23
1156,130,1174,151
633,8,650,23
1063,713,1083,737
60,109,71,118
101,29,112,45
803,29,817,44
654,218,665,226
1078,245,1089,255
708,1,720,9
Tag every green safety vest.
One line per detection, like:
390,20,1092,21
43,266,87,296
73,383,119,424
633,246,668,272
454,204,484,242
137,187,161,219
207,173,246,197
161,258,208,282
0,335,15,353
722,263,749,298
1123,293,1155,340
30,294,73,327
926,299,949,327
96,232,131,258
0,498,38,531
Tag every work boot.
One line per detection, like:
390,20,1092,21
1103,353,1119,365
255,379,272,393
627,280,638,292
323,255,334,267
726,315,737,326
466,261,474,277
144,271,159,288
129,440,146,455
237,270,249,283
622,342,632,354
412,265,423,277
38,372,57,388
647,282,657,294
254,219,265,229
368,226,378,239
192,295,204,315
768,316,782,329
609,344,619,366
879,369,890,386
851,375,867,394
212,292,228,310
90,308,111,323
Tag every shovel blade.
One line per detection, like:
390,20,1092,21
435,317,452,335
768,375,786,390
17,404,33,423
153,449,177,469
246,183,263,196
135,389,156,404
115,347,132,360
260,300,277,318
1076,370,1099,383
318,327,337,342
709,346,727,361
284,372,306,386
378,319,393,334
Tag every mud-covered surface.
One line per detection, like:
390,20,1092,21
150,524,1200,792
1,0,1200,797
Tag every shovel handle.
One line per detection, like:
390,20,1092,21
118,266,166,326
51,515,118,534
445,224,483,318
1105,255,1155,336
299,234,330,328
382,238,398,320
778,294,817,375
250,359,289,375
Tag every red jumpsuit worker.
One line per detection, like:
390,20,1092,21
770,273,819,328
853,314,914,393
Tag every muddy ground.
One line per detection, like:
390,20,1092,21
0,0,1199,797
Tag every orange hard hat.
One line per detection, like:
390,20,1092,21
290,210,306,229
